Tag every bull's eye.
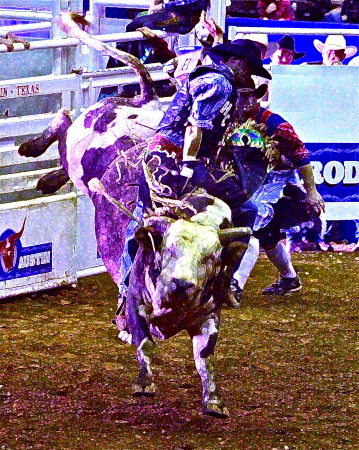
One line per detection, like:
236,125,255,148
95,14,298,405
200,255,212,265
162,248,175,261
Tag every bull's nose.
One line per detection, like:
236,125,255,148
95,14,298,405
172,278,195,289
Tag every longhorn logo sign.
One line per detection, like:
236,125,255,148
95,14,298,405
0,217,52,282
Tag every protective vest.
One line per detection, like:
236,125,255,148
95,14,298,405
157,65,238,158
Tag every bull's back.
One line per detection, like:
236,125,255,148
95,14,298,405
65,99,164,194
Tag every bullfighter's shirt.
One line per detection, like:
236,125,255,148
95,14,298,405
256,107,310,170
240,108,310,231
157,63,237,158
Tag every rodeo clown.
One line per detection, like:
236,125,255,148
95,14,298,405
226,84,325,301
114,39,272,335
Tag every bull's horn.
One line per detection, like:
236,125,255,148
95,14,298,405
218,227,252,244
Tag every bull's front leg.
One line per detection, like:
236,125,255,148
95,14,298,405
133,337,156,397
189,314,229,419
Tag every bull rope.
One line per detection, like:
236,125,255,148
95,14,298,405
88,178,144,226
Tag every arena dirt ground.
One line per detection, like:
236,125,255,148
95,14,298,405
1,251,359,450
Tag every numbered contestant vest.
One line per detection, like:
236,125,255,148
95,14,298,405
156,65,238,159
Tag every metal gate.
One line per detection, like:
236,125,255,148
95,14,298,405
0,0,211,298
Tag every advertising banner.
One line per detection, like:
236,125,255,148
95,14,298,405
308,143,359,203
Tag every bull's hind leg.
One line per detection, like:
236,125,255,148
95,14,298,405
133,337,156,397
189,314,229,419
36,167,70,195
18,108,72,158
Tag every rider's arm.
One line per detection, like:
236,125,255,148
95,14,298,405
182,126,202,161
180,71,232,171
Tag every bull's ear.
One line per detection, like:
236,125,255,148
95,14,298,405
135,217,175,249
135,227,151,245
219,218,231,230
134,224,166,250
145,216,175,235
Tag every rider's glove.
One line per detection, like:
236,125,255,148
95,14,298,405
179,160,200,179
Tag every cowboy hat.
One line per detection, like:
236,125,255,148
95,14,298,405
237,83,268,99
234,33,278,59
313,35,357,59
276,35,306,60
209,39,272,80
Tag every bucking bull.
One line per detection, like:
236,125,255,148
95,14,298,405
17,13,261,418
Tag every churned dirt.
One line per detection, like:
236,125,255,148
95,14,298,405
1,252,359,450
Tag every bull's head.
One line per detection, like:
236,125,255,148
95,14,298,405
136,196,251,320
0,217,27,273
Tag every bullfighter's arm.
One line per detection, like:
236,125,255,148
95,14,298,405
273,121,325,215
298,164,325,215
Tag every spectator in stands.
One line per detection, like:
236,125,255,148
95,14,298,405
234,33,278,60
294,0,331,22
341,0,359,24
306,35,357,65
270,35,306,65
257,0,295,21
323,5,343,23
126,0,211,35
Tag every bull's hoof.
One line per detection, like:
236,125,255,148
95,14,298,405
36,169,70,195
132,383,156,397
18,137,50,158
18,130,58,157
150,307,172,322
118,330,132,345
203,401,229,419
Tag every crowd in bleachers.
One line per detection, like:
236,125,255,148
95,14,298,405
226,0,359,24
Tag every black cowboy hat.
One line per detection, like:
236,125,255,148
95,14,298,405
237,83,268,99
209,39,272,80
276,35,306,61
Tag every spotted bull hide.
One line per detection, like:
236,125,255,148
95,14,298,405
126,194,249,418
16,17,252,418
17,82,249,418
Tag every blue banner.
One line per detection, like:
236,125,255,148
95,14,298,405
307,143,359,202
0,226,52,282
